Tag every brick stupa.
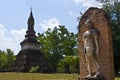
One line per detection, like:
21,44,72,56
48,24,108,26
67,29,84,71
13,10,47,72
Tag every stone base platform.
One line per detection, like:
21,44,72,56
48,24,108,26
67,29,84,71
79,77,105,80
78,75,105,80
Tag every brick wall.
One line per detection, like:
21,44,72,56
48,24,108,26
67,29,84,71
78,7,114,80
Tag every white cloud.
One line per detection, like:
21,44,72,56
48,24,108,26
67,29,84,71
0,24,13,50
72,0,102,8
10,28,26,41
0,24,26,54
39,18,61,31
0,24,7,38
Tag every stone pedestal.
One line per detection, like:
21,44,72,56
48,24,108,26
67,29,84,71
80,77,104,80
78,74,105,80
78,7,114,80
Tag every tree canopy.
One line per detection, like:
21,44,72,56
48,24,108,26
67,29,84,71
37,25,78,73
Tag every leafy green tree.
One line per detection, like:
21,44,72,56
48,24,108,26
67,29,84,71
57,56,79,73
29,66,39,80
69,56,79,74
0,49,15,71
37,25,78,73
6,49,15,69
96,0,120,74
0,50,7,71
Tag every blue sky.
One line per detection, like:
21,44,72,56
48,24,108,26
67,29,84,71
0,0,101,54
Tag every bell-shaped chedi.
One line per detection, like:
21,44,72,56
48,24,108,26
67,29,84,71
12,9,47,72
21,9,39,50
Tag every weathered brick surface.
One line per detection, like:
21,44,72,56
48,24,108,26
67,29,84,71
78,7,114,80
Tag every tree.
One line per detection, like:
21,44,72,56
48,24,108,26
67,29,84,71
96,0,120,74
6,49,15,70
29,66,39,80
37,25,78,73
0,50,7,71
57,56,79,74
0,49,15,71
29,66,39,73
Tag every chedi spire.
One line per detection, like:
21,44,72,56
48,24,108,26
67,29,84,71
25,8,36,39
27,8,34,28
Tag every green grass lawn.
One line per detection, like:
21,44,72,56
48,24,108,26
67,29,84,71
0,72,79,80
0,72,119,80
115,78,120,80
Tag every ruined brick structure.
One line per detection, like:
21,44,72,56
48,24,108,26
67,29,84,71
78,7,114,80
12,10,47,72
